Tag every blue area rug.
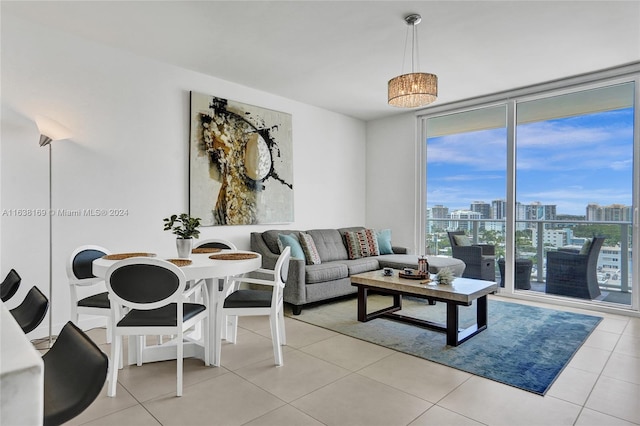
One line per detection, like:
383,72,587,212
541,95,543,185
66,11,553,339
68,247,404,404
292,295,602,395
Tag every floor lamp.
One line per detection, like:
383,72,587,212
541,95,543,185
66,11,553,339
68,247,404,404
35,115,72,347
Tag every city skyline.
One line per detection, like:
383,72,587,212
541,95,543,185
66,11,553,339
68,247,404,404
426,108,633,216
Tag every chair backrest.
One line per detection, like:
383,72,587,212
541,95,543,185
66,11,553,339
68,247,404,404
106,258,186,311
1,268,21,302
10,286,49,334
67,245,110,281
43,321,108,426
586,237,605,262
447,231,467,247
195,239,237,250
275,246,291,288
269,246,290,307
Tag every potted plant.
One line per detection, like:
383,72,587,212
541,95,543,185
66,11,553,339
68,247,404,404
163,213,201,258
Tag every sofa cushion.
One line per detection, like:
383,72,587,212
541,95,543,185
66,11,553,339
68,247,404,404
344,229,380,259
307,229,349,262
277,233,305,260
263,229,301,254
305,262,349,284
453,234,472,246
376,229,394,255
298,232,322,265
579,238,592,255
338,258,380,275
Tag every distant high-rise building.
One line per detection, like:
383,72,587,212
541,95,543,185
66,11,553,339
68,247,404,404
448,209,483,232
470,201,490,230
427,205,449,233
492,199,506,219
470,201,491,219
523,202,556,229
586,203,631,222
430,205,449,219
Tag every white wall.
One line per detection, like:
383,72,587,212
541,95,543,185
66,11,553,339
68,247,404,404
0,14,366,337
365,113,419,253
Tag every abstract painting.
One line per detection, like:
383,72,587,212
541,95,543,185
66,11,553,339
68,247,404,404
189,91,293,226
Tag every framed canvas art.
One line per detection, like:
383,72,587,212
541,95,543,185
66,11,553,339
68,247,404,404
189,92,294,226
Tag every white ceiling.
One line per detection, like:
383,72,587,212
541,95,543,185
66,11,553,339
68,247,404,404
3,1,639,121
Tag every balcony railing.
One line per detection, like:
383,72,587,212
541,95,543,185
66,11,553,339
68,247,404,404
426,218,633,296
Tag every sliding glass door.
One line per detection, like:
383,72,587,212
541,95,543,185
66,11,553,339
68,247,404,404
420,66,638,312
515,82,635,306
423,106,507,273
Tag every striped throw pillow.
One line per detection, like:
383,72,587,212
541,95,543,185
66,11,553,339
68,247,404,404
344,229,380,259
298,232,322,265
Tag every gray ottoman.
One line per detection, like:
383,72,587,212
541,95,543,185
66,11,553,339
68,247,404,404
377,255,466,277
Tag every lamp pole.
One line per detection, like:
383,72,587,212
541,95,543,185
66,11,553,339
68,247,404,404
48,142,53,347
36,115,71,348
39,134,54,347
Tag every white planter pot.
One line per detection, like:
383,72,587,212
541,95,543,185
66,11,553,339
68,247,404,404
176,238,193,259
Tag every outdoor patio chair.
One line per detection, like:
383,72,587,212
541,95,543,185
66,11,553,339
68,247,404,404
545,237,605,300
447,231,496,281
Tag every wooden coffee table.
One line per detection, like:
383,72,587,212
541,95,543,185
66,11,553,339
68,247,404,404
351,270,498,346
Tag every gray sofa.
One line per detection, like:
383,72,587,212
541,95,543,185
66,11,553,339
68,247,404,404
250,226,466,314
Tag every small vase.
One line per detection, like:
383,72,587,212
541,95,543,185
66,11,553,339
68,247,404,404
176,238,193,259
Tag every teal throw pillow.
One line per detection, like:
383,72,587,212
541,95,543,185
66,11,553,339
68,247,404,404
376,229,394,255
277,233,305,260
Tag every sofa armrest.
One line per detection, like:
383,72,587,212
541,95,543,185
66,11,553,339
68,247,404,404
250,232,307,306
392,246,408,254
250,232,279,269
282,258,306,306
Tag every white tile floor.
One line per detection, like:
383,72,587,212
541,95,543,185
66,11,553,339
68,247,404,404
44,295,640,426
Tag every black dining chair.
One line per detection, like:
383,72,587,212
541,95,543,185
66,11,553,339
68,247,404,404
10,286,49,334
43,321,108,426
1,268,21,302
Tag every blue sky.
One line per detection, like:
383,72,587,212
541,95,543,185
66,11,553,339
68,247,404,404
426,108,634,215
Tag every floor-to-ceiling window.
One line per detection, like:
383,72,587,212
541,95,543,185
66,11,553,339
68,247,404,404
419,64,639,313
515,82,635,307
423,105,507,267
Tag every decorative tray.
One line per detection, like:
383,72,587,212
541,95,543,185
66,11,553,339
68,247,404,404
167,259,193,267
192,247,222,254
209,253,259,260
398,272,429,281
103,252,157,260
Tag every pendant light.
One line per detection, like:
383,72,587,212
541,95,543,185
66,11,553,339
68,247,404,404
388,14,438,108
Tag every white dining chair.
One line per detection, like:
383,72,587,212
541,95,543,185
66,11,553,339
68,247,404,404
214,246,290,366
106,257,209,397
67,245,112,342
193,238,239,340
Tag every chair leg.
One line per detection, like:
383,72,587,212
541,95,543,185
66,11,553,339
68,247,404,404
214,304,224,367
227,316,238,343
203,315,210,367
105,320,112,344
137,336,144,366
278,308,286,346
177,330,183,397
108,335,121,397
270,314,283,366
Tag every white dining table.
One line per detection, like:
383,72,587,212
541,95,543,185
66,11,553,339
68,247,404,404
92,250,262,367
